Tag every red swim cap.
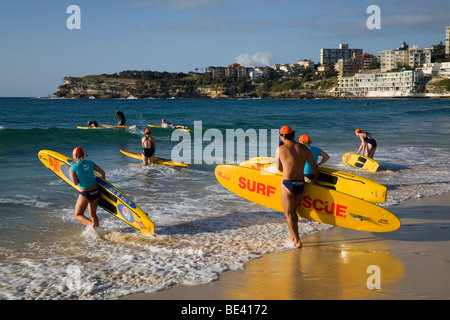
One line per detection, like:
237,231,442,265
73,147,84,155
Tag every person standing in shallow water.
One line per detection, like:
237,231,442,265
276,126,319,248
142,128,156,165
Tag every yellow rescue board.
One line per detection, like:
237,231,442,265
240,157,386,203
215,164,400,232
100,124,129,129
120,150,190,167
76,126,106,130
38,150,155,235
342,153,379,172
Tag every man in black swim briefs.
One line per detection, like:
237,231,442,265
276,126,319,248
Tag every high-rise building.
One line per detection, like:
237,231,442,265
320,44,363,65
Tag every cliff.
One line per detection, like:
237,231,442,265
54,71,337,99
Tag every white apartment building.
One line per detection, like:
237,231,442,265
379,43,431,72
416,62,450,78
337,70,425,97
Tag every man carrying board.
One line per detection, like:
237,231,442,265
276,126,319,248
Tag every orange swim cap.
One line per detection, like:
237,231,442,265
299,134,311,143
355,128,361,133
279,126,293,135
145,128,151,134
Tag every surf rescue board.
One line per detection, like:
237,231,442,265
100,124,129,129
77,126,106,130
343,153,379,172
240,157,386,203
215,164,400,232
38,150,155,235
120,150,189,167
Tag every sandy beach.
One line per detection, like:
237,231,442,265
122,192,450,301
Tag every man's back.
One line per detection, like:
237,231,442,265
278,141,309,180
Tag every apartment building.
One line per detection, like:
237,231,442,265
379,43,431,72
334,53,378,76
337,70,425,97
320,44,363,65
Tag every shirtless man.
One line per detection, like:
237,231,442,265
276,126,319,248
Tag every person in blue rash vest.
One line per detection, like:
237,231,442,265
69,147,105,228
298,134,330,183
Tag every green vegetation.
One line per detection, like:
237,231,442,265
57,69,339,99
431,79,450,91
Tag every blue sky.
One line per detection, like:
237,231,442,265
0,0,449,97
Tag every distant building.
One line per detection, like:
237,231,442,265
297,59,314,70
379,43,431,72
210,64,247,79
320,44,363,65
446,26,450,60
337,70,425,97
333,53,378,76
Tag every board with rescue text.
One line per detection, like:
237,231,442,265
342,153,379,172
215,164,400,232
120,150,189,167
38,150,155,235
240,157,386,203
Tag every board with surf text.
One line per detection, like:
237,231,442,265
215,164,400,232
240,157,386,203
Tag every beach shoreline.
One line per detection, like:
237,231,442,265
121,192,450,300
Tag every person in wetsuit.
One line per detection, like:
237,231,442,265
276,126,319,248
141,128,156,165
114,110,126,126
355,128,377,159
69,147,106,229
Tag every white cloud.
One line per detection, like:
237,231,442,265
235,52,275,67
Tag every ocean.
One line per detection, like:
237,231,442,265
0,97,449,299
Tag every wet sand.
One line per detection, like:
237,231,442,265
122,192,450,300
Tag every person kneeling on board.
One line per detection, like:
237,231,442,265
276,126,319,248
69,147,106,228
88,120,99,128
142,128,156,165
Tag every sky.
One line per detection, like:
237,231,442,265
0,0,449,97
